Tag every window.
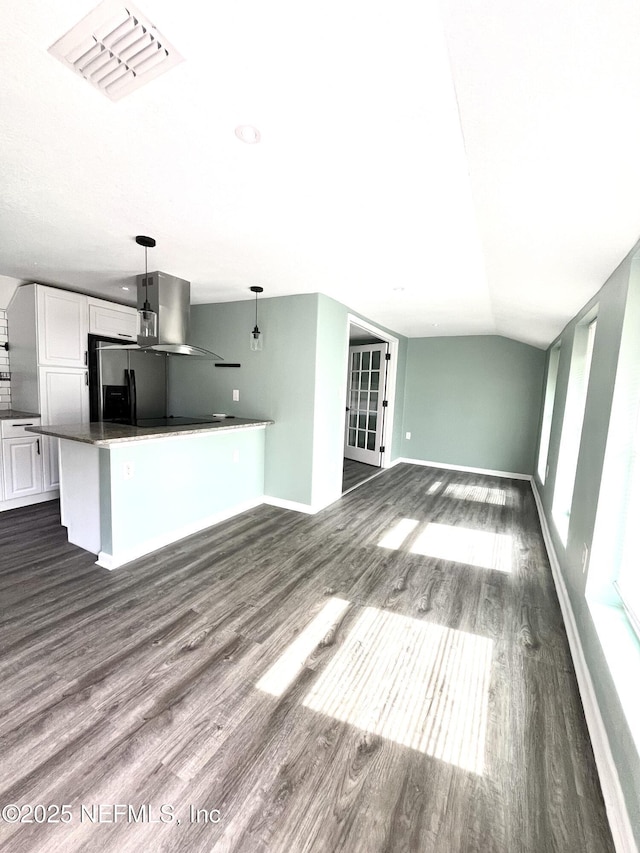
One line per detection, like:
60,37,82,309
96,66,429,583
589,280,640,636
587,281,640,751
552,316,597,543
615,401,640,633
537,343,561,483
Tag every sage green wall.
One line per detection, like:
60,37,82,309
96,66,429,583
101,428,265,560
169,294,318,505
534,246,640,845
169,292,407,509
401,336,545,475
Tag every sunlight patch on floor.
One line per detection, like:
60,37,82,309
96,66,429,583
410,523,512,572
377,518,419,550
256,597,351,696
443,483,507,506
301,607,493,774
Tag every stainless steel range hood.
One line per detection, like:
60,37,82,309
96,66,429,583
105,271,223,358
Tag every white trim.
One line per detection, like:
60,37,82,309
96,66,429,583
346,314,399,471
0,489,59,512
263,496,320,515
531,479,639,853
392,456,532,481
96,497,263,570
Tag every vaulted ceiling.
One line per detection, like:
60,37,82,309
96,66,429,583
2,0,640,348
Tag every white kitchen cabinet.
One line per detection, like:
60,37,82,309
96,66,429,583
39,367,89,491
88,297,137,341
2,436,42,499
36,286,88,368
0,417,45,509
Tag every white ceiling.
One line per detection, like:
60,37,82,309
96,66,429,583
2,0,640,349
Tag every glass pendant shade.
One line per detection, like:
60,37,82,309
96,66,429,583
138,304,158,339
250,326,263,351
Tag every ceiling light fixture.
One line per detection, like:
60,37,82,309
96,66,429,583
136,235,157,340
250,285,264,351
235,125,261,144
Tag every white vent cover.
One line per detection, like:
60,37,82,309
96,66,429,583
48,0,183,101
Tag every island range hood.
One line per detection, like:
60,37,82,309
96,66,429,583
105,271,223,358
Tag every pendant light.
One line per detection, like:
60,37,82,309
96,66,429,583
136,235,158,340
250,285,263,351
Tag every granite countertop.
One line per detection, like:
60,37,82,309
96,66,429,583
26,418,274,446
0,410,41,420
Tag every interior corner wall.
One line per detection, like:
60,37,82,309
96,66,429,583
401,335,546,475
0,275,20,310
169,293,319,506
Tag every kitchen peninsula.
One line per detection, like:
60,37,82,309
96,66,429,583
28,418,273,569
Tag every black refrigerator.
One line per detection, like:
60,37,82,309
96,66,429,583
88,334,167,424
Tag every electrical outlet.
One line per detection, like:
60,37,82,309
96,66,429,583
582,543,589,573
405,431,411,440
123,461,134,480
233,389,240,402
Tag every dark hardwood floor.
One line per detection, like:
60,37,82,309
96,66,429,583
342,458,381,492
0,464,614,852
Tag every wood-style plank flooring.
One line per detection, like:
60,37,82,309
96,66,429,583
342,458,381,493
0,464,614,852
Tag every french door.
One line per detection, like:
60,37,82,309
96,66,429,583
344,343,388,465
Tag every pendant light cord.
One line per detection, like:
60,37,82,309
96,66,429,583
144,246,149,310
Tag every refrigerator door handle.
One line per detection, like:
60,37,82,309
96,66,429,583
126,369,137,425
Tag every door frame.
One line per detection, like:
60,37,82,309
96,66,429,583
344,314,399,470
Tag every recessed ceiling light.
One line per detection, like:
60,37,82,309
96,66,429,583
121,286,130,291
392,286,405,292
235,125,261,144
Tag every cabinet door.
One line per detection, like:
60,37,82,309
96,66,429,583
2,437,43,499
39,367,89,491
37,286,88,367
88,298,137,341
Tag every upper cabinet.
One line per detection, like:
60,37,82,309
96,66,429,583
87,297,137,341
36,287,88,367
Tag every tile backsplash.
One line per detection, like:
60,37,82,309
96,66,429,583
0,309,11,410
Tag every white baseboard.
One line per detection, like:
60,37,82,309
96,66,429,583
531,479,638,853
393,456,532,481
263,495,319,515
96,497,264,570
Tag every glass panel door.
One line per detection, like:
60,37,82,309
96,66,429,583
344,343,388,465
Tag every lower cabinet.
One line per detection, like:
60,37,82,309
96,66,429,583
2,435,42,499
0,417,49,509
39,366,89,491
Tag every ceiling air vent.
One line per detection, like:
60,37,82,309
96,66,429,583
48,0,183,101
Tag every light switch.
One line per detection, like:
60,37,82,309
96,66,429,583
233,389,240,402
